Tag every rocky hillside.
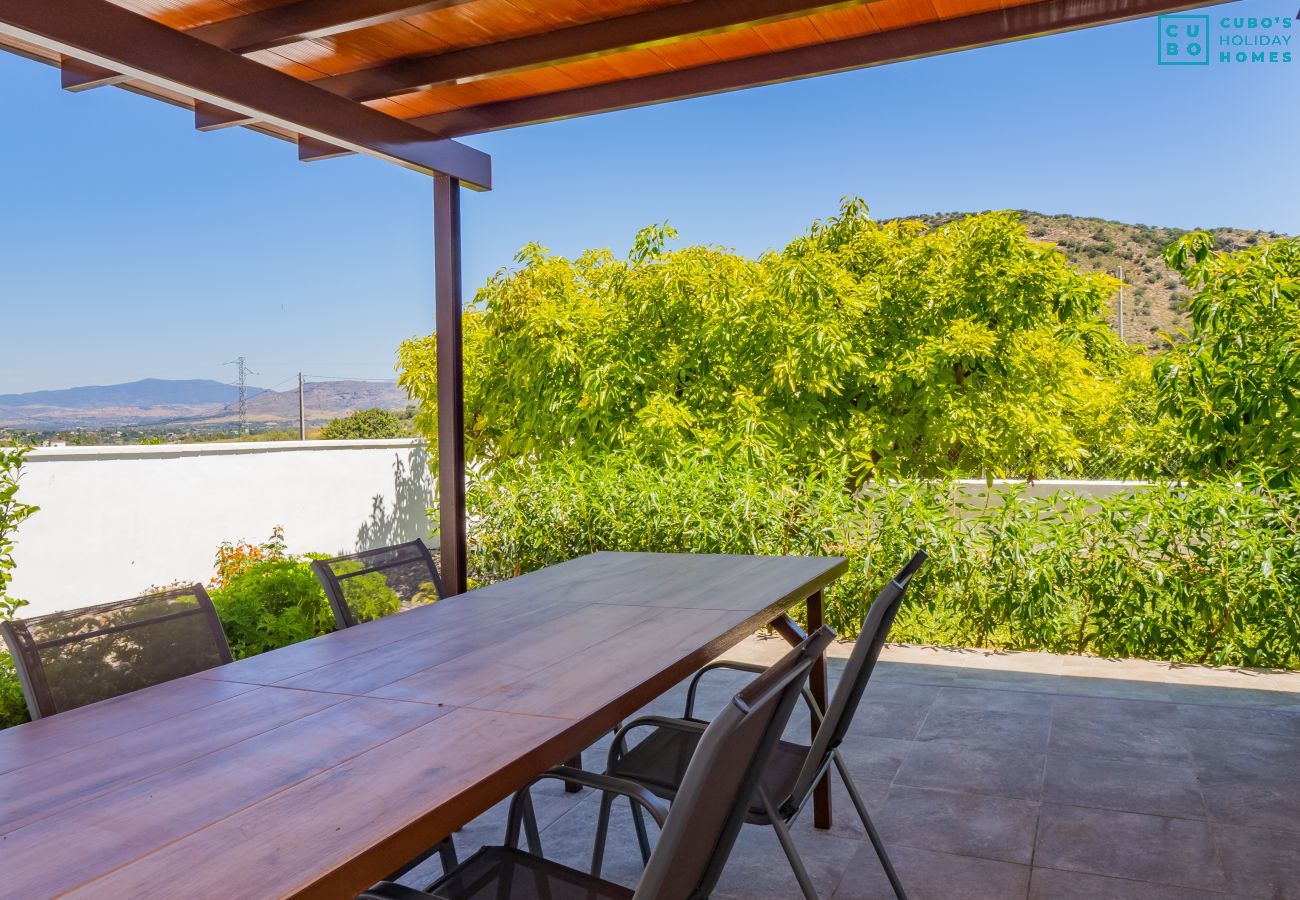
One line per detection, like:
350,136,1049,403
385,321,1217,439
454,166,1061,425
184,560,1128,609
907,212,1286,351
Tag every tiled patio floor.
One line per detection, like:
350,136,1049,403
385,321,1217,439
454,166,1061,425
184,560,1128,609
401,637,1300,899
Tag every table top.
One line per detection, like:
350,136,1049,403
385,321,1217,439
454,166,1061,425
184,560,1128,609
0,551,847,899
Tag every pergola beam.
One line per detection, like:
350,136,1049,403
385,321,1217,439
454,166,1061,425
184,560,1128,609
315,0,873,102
409,0,1214,138
184,0,478,55
193,101,257,131
60,56,128,92
0,0,491,189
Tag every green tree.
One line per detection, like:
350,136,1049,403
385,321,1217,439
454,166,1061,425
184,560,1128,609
400,200,1143,482
320,407,405,440
1156,232,1300,482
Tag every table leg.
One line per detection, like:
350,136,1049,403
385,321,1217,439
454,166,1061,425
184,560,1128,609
564,752,583,791
807,589,832,829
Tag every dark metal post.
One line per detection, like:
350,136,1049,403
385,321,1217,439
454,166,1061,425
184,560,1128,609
434,174,467,596
807,589,832,828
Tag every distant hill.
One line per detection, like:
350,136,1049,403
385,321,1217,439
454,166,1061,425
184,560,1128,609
904,212,1287,351
0,377,407,428
0,378,260,411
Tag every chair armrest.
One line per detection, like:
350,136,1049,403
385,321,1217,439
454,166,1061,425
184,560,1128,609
684,661,768,718
607,715,709,769
684,661,825,726
515,766,670,829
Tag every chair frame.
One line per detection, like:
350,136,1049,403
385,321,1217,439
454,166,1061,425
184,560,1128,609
311,539,444,630
0,583,233,721
363,627,835,900
599,550,927,900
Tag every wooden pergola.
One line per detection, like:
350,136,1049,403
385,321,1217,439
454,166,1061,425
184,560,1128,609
0,0,1207,601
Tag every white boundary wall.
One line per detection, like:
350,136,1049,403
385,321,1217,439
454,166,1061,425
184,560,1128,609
9,439,434,616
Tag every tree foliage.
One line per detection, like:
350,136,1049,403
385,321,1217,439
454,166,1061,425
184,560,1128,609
320,407,405,440
1156,232,1300,483
401,201,1146,482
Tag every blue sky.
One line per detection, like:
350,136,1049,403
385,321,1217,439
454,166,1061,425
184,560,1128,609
1,0,1296,394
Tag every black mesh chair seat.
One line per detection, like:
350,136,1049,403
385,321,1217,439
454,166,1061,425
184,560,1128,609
424,846,633,900
611,726,808,822
311,540,444,631
0,584,232,720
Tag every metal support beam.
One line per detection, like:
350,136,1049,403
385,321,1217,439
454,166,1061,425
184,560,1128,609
0,0,491,189
60,56,128,91
409,0,1216,138
314,0,871,102
298,135,355,161
184,0,477,55
194,100,256,131
434,175,467,597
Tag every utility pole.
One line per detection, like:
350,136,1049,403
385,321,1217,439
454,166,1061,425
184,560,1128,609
1116,266,1125,342
298,372,306,440
226,357,254,435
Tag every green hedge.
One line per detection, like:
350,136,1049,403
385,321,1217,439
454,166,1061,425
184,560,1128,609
470,454,1300,669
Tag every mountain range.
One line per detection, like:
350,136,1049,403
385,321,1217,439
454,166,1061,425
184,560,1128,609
0,378,409,429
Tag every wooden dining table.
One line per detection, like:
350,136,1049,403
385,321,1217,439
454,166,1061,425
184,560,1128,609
0,551,847,899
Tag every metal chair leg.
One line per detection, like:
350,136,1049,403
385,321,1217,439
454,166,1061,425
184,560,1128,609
591,791,616,877
760,790,819,900
834,751,907,900
629,797,652,865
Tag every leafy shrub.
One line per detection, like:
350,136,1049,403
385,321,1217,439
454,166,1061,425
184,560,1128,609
210,557,335,659
320,408,405,440
469,454,1300,668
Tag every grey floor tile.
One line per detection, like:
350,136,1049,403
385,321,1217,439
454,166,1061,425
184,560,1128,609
1056,675,1174,702
874,785,1040,865
833,844,1030,900
1051,694,1184,725
860,680,941,707
932,686,1054,716
788,772,891,841
1028,867,1229,899
1184,728,1300,779
914,706,1052,753
895,744,1045,801
1043,754,1207,819
712,820,861,900
1048,714,1194,766
836,735,914,783
532,791,656,889
1198,770,1300,833
1213,822,1300,900
1034,803,1226,892
847,700,932,741
1177,703,1300,737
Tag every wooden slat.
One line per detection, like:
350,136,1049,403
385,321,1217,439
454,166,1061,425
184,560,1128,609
313,0,876,101
184,0,479,54
0,552,846,897
193,99,256,130
403,0,1216,136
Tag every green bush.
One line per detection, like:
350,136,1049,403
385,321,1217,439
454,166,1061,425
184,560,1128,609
469,454,1300,669
209,558,336,659
320,407,405,440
